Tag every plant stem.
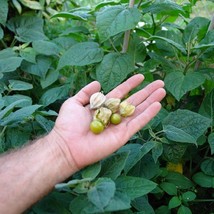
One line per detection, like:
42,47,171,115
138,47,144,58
121,0,135,53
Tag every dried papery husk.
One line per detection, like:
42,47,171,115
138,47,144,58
93,107,112,127
104,98,121,113
119,100,135,117
90,92,106,109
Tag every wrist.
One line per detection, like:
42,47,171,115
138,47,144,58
44,129,79,182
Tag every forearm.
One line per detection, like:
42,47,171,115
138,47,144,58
0,132,77,214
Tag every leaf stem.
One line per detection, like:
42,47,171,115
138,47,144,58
121,0,135,53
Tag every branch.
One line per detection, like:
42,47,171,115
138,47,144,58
121,0,135,53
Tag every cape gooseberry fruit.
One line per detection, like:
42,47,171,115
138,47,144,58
110,113,122,125
90,120,104,134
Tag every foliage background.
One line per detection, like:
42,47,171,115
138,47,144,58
0,0,214,213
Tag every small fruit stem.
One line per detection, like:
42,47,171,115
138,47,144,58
121,0,135,53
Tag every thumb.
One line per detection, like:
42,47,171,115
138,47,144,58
73,81,101,106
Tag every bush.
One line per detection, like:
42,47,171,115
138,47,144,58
0,0,214,213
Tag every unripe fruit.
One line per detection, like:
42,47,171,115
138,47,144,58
110,113,122,125
90,120,104,134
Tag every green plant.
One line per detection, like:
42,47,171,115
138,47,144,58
0,0,214,213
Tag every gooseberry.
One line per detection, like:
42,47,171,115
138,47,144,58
90,120,104,134
110,113,122,125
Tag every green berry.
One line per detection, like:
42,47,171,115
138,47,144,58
90,120,104,134
110,113,122,125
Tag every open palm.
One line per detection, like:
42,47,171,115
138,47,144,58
52,74,166,170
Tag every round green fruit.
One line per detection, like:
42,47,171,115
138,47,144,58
110,113,122,125
90,120,104,134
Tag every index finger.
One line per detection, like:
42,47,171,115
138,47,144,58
106,74,144,98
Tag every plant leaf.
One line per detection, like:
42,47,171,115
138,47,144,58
58,42,103,69
208,133,214,155
32,40,60,56
115,176,157,199
81,162,101,180
143,0,185,16
0,0,8,26
165,71,206,101
7,15,47,42
87,178,116,211
201,158,214,176
96,5,141,42
183,17,210,43
99,152,129,180
163,125,197,144
192,172,214,188
96,52,134,93
163,109,211,142
9,80,33,91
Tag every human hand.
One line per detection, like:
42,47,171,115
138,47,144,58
49,74,166,172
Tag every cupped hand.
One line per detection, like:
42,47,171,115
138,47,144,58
50,74,166,170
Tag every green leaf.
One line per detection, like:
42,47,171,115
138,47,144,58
192,172,214,188
33,192,71,214
40,69,59,89
163,143,187,163
96,5,141,42
0,0,8,26
183,17,210,43
165,172,194,189
115,176,157,199
58,42,103,69
81,162,101,180
55,178,92,190
164,71,205,101
99,152,129,180
69,195,102,214
39,85,69,106
160,182,177,196
32,40,60,56
2,95,32,108
87,178,116,210
9,80,33,91
21,55,52,78
1,105,42,126
168,196,181,209
7,15,47,42
96,53,134,93
163,109,211,142
201,158,214,176
181,191,196,202
178,205,192,214
199,89,214,126
0,99,29,120
132,196,155,213
118,144,149,173
19,0,43,10
163,125,197,144
104,191,131,212
150,36,186,54
195,31,214,49
20,47,36,63
155,205,170,214
0,57,23,75
208,133,214,155
152,142,163,163
51,12,88,21
143,0,185,16
155,30,184,56
35,114,54,133
0,26,3,40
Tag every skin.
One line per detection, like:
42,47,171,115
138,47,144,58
0,74,166,214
